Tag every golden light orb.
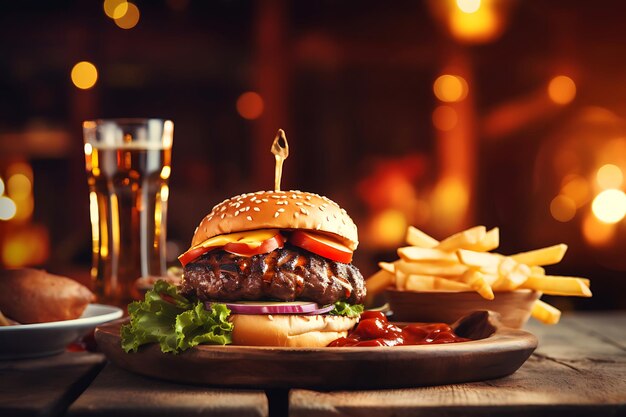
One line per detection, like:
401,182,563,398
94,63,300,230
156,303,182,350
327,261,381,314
71,61,98,90
432,105,458,131
592,189,626,224
596,164,623,189
550,195,576,222
433,74,468,103
548,75,576,105
114,2,140,29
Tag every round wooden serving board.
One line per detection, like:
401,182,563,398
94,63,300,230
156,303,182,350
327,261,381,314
95,311,537,389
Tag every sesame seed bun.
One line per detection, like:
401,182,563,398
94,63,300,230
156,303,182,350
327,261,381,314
191,190,359,250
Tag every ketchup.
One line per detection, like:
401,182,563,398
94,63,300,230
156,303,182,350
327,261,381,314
328,311,470,347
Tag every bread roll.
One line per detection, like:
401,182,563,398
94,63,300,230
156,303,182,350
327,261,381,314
230,314,357,347
0,268,95,324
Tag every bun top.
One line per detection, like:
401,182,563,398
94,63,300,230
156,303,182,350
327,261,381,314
191,190,359,250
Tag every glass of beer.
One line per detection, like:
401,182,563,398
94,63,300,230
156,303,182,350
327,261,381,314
83,119,173,306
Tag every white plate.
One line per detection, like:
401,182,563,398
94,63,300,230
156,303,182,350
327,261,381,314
0,304,123,360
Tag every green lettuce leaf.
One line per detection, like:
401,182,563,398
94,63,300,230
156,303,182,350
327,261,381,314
329,301,364,318
121,280,233,354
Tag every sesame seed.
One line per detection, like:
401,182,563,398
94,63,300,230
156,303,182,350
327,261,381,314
256,191,264,195
304,202,314,207
262,199,269,202
316,223,322,229
221,213,226,219
274,212,280,218
247,216,253,221
253,207,260,212
250,197,257,202
300,208,308,215
295,202,303,206
326,216,330,221
293,212,299,218
319,206,325,211
291,194,297,199
271,195,280,199
244,206,250,211
234,210,240,216
306,196,312,201
220,206,227,211
277,208,285,212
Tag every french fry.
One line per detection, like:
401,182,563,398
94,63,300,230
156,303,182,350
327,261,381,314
366,224,589,327
405,226,439,248
398,247,458,263
365,269,396,305
509,244,568,266
530,265,545,276
435,226,486,251
456,248,502,269
379,261,395,274
458,270,495,300
491,261,531,291
395,260,468,277
531,299,561,324
404,274,472,292
521,276,592,297
469,227,500,252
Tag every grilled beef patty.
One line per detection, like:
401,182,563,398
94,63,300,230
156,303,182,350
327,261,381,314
181,244,365,305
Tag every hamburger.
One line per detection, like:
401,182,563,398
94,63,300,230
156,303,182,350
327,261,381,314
121,189,366,353
176,189,365,347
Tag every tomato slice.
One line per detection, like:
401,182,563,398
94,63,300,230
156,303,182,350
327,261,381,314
178,245,217,267
178,229,282,266
223,233,285,257
290,230,353,263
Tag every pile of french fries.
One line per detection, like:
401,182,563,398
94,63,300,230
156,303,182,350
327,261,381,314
366,225,592,324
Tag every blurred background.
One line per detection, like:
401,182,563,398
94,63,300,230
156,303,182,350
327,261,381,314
1,0,625,311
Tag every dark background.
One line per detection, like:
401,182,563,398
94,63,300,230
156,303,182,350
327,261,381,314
1,0,626,311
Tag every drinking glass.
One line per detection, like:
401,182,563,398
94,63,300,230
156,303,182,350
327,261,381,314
83,119,173,306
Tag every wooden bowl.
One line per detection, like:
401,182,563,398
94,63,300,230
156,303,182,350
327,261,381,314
385,289,541,328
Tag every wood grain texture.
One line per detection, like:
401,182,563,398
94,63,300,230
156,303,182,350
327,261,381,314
67,363,268,417
289,312,626,417
94,311,537,389
0,352,104,417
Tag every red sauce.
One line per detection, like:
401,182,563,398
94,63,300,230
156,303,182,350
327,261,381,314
328,311,471,347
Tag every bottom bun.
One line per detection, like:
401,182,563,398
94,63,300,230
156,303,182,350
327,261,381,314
230,314,357,347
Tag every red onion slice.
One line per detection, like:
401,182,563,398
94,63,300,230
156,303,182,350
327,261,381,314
303,304,335,315
206,301,322,315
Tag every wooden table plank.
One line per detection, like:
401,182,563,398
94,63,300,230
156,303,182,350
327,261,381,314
67,363,269,417
290,312,626,417
0,352,105,417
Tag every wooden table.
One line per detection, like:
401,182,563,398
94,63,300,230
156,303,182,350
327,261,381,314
1,312,624,417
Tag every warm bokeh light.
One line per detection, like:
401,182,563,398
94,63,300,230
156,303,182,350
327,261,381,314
236,91,265,120
368,209,408,247
160,166,172,180
114,2,140,29
547,75,576,105
7,174,32,200
2,226,49,267
0,196,17,221
596,164,623,189
0,177,4,196
582,212,615,246
550,194,576,222
449,3,500,43
592,189,626,224
433,75,468,102
103,0,128,19
456,0,481,13
430,177,469,227
561,175,590,208
432,105,458,131
71,61,98,90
